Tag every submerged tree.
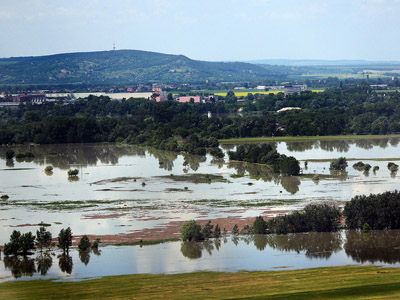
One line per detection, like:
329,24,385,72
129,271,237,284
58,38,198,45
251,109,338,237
58,227,72,254
180,220,203,241
36,227,52,252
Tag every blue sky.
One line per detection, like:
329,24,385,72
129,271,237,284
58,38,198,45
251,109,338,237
1,0,400,61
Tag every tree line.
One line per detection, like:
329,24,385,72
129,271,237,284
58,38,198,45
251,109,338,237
1,87,400,149
181,190,400,241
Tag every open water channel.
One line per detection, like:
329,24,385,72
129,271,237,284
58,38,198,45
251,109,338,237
0,137,400,281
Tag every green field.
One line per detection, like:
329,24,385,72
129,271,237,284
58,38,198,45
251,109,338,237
219,134,400,144
2,266,400,299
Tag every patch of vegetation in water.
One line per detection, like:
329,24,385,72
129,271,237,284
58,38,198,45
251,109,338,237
230,174,245,178
165,188,192,192
158,173,230,184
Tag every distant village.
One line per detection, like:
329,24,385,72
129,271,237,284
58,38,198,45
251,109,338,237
0,82,314,108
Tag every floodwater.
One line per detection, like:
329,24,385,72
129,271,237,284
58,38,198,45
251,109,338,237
1,230,400,282
0,138,400,244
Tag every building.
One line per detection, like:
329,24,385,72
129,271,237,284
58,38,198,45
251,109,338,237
178,95,203,103
284,85,307,95
11,94,46,104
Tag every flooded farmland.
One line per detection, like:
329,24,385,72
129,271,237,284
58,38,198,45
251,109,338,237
1,138,400,245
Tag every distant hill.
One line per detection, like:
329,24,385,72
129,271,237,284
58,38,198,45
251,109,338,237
0,50,293,86
248,59,400,66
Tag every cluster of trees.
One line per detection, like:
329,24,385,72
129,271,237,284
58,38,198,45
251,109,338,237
181,204,341,242
344,190,400,230
228,144,300,176
3,226,100,256
180,220,223,241
266,205,341,234
230,205,341,235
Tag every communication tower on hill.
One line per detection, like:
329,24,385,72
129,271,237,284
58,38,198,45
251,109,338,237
113,42,116,51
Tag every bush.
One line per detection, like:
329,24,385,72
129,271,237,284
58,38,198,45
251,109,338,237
67,169,79,177
330,157,347,171
389,163,398,173
180,220,203,241
78,235,91,251
5,150,14,160
1,194,9,200
91,238,101,249
353,161,365,170
45,165,53,172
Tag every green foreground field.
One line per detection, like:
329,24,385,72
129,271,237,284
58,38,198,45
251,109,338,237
2,266,400,299
219,134,400,144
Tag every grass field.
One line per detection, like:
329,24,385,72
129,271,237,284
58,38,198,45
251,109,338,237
219,134,400,144
2,266,400,299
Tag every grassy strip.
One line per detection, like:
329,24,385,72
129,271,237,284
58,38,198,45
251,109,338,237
113,238,179,246
2,266,400,299
219,134,400,144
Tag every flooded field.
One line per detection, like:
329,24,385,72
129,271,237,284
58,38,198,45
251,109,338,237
1,230,400,282
1,138,400,245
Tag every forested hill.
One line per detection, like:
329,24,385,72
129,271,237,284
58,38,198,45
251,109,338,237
0,50,292,85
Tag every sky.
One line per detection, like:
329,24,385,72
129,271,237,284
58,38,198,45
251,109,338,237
1,0,400,61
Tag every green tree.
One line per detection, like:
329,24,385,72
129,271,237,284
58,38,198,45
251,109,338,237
330,157,347,171
20,232,35,255
253,216,267,234
78,235,91,251
58,227,72,254
213,224,221,238
232,224,239,235
36,227,52,252
4,230,22,256
201,221,213,239
180,220,203,241
280,155,300,176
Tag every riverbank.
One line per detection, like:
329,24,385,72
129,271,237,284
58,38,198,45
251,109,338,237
219,134,400,144
2,265,400,299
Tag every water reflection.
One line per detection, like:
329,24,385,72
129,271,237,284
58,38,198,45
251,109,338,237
79,250,90,265
58,254,73,274
2,230,400,281
180,230,400,263
1,247,102,279
344,230,400,264
36,253,53,275
4,256,36,278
